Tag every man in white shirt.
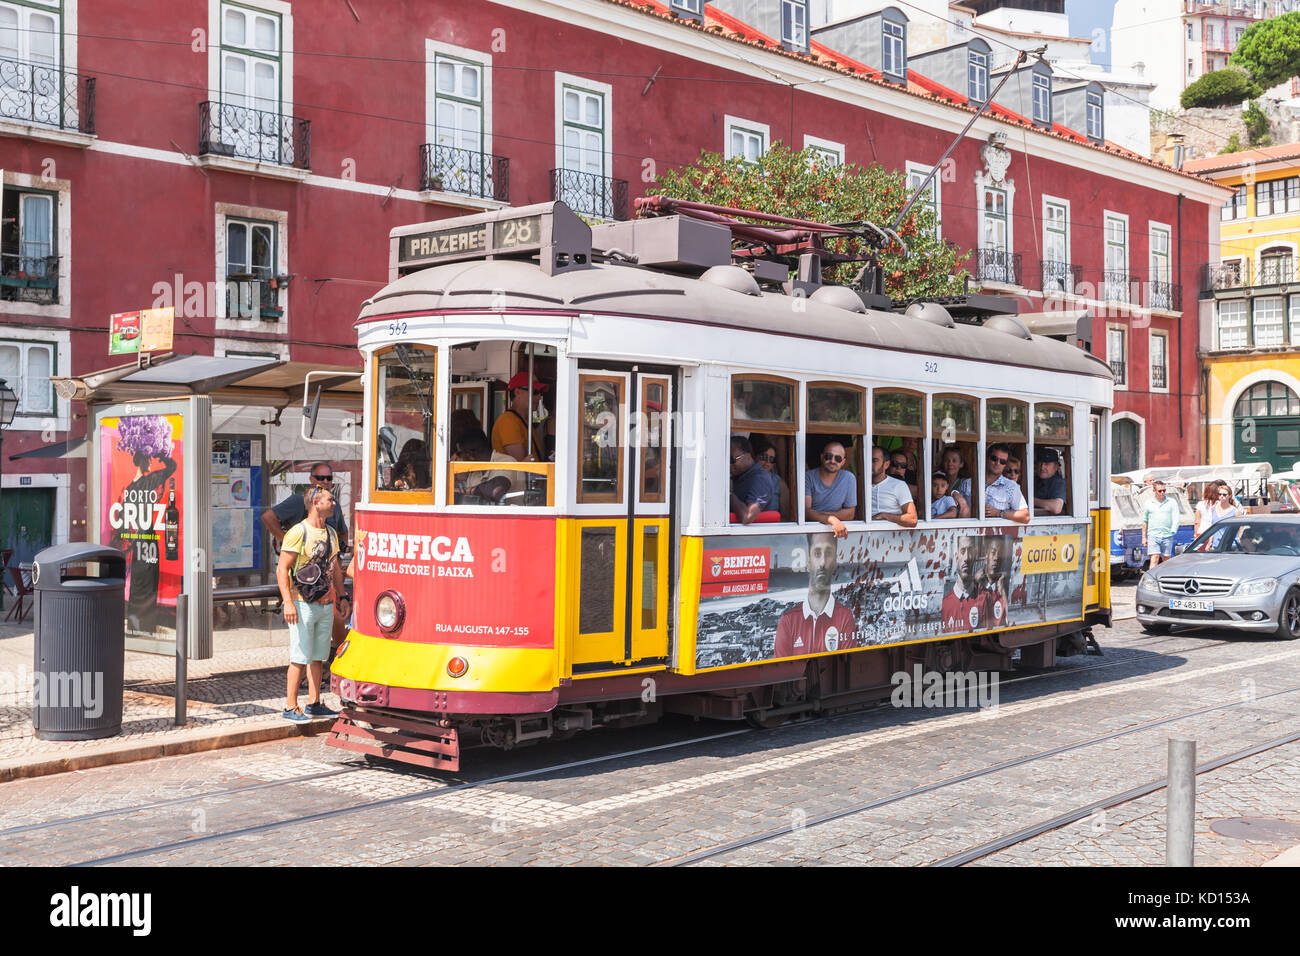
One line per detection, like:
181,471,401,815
983,443,1030,524
869,445,917,527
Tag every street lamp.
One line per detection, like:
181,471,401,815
0,379,19,613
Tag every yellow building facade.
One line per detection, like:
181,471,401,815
1186,145,1300,471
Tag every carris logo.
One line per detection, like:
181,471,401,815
883,558,929,612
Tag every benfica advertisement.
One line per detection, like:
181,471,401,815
351,511,555,648
695,524,1086,669
99,413,184,637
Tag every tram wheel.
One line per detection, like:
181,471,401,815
745,712,789,729
1275,587,1300,640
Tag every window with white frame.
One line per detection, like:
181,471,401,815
670,0,702,16
804,135,843,167
1217,299,1248,349
1032,73,1051,125
225,216,278,320
1221,184,1246,221
1,186,57,302
882,20,906,80
216,2,285,163
1150,331,1168,390
781,0,808,51
1104,213,1127,301
0,0,61,127
982,187,1007,250
968,48,988,103
1149,223,1172,309
1255,177,1299,217
726,117,768,163
557,76,613,218
0,339,54,416
906,163,941,239
1107,326,1126,386
1086,91,1103,141
1290,295,1300,344
1042,199,1069,292
1253,295,1286,347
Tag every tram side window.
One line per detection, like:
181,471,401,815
987,399,1029,512
1034,404,1073,517
805,383,866,527
731,375,796,524
871,389,923,525
374,345,436,496
448,340,555,507
931,394,979,520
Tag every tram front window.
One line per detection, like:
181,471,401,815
374,345,436,495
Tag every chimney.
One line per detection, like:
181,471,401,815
1163,132,1186,166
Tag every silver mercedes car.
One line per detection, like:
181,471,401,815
1135,515,1300,639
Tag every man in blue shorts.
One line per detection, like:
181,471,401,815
1142,480,1180,567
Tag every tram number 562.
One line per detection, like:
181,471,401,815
387,320,409,337
923,360,940,375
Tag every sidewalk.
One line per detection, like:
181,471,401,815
0,617,337,782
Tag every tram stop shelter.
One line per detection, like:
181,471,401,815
43,353,363,659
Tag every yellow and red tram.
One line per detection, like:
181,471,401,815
325,202,1113,769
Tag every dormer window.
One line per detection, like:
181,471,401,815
969,49,988,103
781,0,809,52
1085,90,1103,142
670,0,703,18
1032,73,1051,126
883,19,906,80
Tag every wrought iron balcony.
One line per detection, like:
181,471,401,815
975,248,1021,285
1152,363,1168,389
1040,259,1081,295
225,272,282,321
0,252,58,304
199,100,310,170
1202,262,1248,291
1103,270,1132,304
0,56,95,134
1147,277,1182,311
1257,258,1296,285
419,144,509,202
549,168,629,221
1108,359,1126,385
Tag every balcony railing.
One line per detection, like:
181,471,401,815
1152,364,1168,389
1203,258,1300,291
1147,277,1182,311
199,101,310,170
1040,259,1081,295
0,252,58,304
549,168,629,221
225,273,282,321
419,143,509,202
1103,270,1132,304
0,56,95,134
976,248,1021,285
1203,262,1247,291
1258,258,1296,285
1109,359,1126,385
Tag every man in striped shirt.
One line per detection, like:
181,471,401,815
982,443,1030,524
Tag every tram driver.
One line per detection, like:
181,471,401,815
983,443,1030,524
492,373,549,462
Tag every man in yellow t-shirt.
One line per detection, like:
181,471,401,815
491,373,548,461
277,486,344,721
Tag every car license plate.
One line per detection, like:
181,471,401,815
1169,598,1214,612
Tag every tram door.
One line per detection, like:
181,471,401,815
571,364,675,670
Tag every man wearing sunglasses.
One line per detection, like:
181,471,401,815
805,440,858,538
869,445,917,528
262,462,350,553
983,443,1030,524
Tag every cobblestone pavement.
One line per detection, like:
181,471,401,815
0,619,1296,866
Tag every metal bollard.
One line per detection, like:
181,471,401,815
1166,737,1196,867
175,593,188,727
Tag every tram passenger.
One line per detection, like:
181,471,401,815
752,436,792,521
930,473,959,519
938,445,972,518
869,445,918,527
984,443,1030,524
391,438,431,491
1005,455,1023,489
805,440,857,538
774,532,857,657
451,429,514,503
941,535,987,633
492,374,549,462
889,451,919,503
1032,447,1067,516
450,408,483,452
729,437,778,524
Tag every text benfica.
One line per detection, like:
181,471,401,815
367,532,474,563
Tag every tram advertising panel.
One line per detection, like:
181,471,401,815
695,525,1085,669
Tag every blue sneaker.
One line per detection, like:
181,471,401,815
303,701,338,718
282,707,311,723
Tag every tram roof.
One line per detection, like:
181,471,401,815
359,258,1112,381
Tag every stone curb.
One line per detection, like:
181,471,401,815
0,717,334,783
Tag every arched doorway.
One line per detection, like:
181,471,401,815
1234,381,1300,471
1112,417,1140,474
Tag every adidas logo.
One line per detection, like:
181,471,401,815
883,558,930,612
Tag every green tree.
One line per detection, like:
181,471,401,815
1221,132,1243,154
1244,99,1272,146
1231,11,1300,88
1180,67,1263,109
652,143,968,298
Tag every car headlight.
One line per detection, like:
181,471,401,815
375,591,404,632
1138,572,1157,592
1235,578,1278,596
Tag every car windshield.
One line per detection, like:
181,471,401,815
1186,521,1300,555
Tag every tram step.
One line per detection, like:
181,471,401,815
325,707,460,772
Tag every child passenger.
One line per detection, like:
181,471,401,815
931,473,959,519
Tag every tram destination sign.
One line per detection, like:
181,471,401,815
397,214,544,266
390,202,593,278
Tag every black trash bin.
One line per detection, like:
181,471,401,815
31,543,127,741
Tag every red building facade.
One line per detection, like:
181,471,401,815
0,0,1227,553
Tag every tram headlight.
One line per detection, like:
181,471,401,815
375,591,404,633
